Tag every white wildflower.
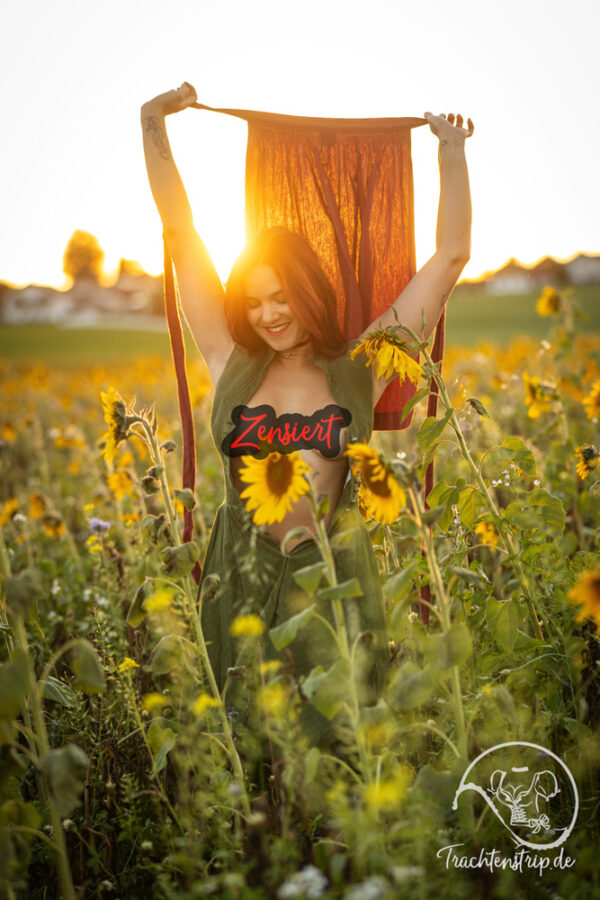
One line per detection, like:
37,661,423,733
344,876,388,900
278,865,328,899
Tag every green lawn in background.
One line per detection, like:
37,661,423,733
1,285,598,365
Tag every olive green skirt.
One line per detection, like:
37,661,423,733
199,480,388,744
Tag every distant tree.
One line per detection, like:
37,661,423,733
117,258,145,278
63,230,105,283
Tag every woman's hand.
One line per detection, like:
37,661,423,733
424,111,474,144
141,82,198,118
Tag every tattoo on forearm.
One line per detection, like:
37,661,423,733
144,115,171,161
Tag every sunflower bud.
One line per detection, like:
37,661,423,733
174,488,197,510
147,464,164,479
160,542,200,577
161,440,177,453
141,514,168,544
141,476,160,495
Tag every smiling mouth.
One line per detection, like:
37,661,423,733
264,323,290,335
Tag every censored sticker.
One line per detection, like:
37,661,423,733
222,404,352,458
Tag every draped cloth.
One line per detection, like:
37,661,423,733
162,103,444,623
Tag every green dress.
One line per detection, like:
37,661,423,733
200,339,389,743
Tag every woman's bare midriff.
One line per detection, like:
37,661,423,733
229,356,353,551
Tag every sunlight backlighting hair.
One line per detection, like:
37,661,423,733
225,227,346,358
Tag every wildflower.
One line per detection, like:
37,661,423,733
142,693,169,713
86,535,103,555
582,380,600,421
568,570,600,634
363,765,412,811
89,517,111,533
107,470,134,500
0,498,19,527
144,589,174,614
100,387,130,464
535,286,561,317
575,445,600,480
345,443,406,525
1,422,17,442
118,657,139,674
192,694,220,716
277,865,328,900
42,517,66,538
259,682,288,719
239,451,311,526
522,371,557,419
230,614,266,637
260,659,282,677
121,511,139,527
344,876,388,900
474,521,499,547
350,331,422,384
29,493,45,519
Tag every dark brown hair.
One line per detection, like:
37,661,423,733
225,227,346,358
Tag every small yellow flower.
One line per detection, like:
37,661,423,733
68,460,81,476
350,332,422,384
230,614,266,637
258,682,288,719
582,380,600,421
1,422,17,443
192,694,221,716
118,657,140,673
144,589,174,614
259,659,282,677
474,521,499,548
142,693,169,713
522,371,557,419
239,451,311,526
536,286,561,317
107,470,134,500
345,443,406,525
363,765,412,811
86,535,103,554
0,498,19,527
568,570,600,635
122,512,140,527
29,493,45,519
575,445,600,480
42,517,66,538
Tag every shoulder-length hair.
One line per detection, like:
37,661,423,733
225,227,347,358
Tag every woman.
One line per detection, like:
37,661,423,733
140,83,473,741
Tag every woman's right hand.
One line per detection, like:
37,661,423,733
141,82,198,118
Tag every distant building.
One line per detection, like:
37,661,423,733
564,253,600,285
485,259,533,295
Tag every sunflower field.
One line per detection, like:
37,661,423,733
1,287,599,900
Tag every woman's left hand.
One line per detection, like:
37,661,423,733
424,111,474,143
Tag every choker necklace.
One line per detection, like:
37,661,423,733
278,337,312,359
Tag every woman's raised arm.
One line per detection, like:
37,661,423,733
364,111,474,404
140,83,233,383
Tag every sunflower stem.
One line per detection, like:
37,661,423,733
394,322,547,644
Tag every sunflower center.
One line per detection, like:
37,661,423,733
266,453,294,498
362,461,392,498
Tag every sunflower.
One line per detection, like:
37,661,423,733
522,371,557,419
350,331,422,384
345,442,406,525
582,380,600,421
238,451,311,526
535,286,561,317
568,570,600,635
100,387,130,464
575,445,600,480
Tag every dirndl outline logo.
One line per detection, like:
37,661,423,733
452,741,579,851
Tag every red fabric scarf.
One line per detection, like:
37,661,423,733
162,104,443,622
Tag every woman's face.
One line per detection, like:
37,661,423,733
245,264,310,352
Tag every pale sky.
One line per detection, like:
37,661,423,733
1,0,598,289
